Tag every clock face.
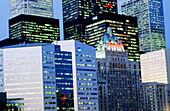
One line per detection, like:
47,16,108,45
77,47,82,53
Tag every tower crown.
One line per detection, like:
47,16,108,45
97,27,124,52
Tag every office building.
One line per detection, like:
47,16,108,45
96,29,141,110
10,0,53,18
140,49,170,84
141,83,169,111
0,92,7,111
53,40,99,111
0,40,99,111
64,19,87,44
63,0,117,22
9,14,60,43
120,0,166,52
86,14,140,62
55,45,74,111
0,43,57,110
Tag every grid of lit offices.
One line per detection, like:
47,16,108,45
86,13,140,62
10,0,53,18
63,0,117,22
120,0,166,52
9,14,60,43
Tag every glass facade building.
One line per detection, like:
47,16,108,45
120,0,166,53
63,0,118,44
64,19,87,44
63,0,117,22
10,0,53,18
55,45,74,111
0,43,57,110
53,40,99,111
86,13,140,62
9,14,60,43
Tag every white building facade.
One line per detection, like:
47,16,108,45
10,0,53,18
53,40,99,111
140,49,170,84
0,44,57,111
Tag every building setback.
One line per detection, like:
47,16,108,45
10,0,53,18
96,29,141,110
63,0,117,22
53,40,99,111
9,14,60,43
120,0,166,52
140,49,170,84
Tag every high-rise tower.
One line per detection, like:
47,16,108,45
9,14,60,43
96,28,141,110
140,49,170,84
63,0,117,22
10,0,53,18
120,0,166,53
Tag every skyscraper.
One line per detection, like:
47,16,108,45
96,29,141,110
9,14,60,43
86,14,140,62
54,45,74,111
63,0,117,22
120,0,166,52
0,43,57,110
140,49,170,84
53,40,99,111
10,0,53,18
64,19,87,44
0,40,99,111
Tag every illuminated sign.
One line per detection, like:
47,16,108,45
108,42,123,49
77,47,82,53
105,4,112,8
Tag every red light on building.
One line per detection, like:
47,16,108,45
61,94,66,102
108,42,123,49
105,4,112,8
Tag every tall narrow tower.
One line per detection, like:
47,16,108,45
10,0,53,18
120,0,166,53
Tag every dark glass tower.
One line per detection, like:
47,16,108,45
86,13,140,62
64,19,87,44
9,14,60,43
55,45,74,111
63,0,117,22
63,0,118,43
